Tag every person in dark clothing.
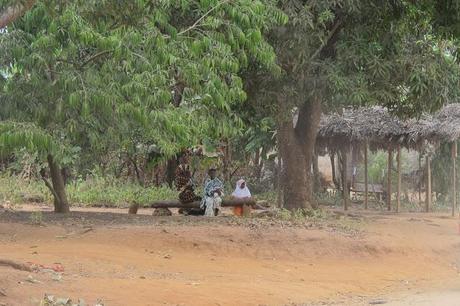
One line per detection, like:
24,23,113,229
175,154,203,215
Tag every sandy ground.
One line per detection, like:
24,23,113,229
0,205,460,306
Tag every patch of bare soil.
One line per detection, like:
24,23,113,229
0,205,459,306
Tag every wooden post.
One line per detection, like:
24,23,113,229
342,149,349,211
426,155,431,212
396,145,401,213
387,147,393,211
452,141,457,217
364,142,368,210
418,155,422,203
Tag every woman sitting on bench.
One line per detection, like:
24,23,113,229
232,179,251,216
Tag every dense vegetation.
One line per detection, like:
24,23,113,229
2,0,460,212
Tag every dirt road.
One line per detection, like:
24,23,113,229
0,207,459,305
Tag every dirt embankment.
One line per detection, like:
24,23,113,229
0,208,459,305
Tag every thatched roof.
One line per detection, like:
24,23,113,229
317,107,406,151
317,103,460,152
434,103,460,142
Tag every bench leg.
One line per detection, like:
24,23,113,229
242,204,251,217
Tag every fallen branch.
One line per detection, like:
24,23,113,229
0,259,33,272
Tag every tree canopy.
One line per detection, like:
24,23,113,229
3,0,460,212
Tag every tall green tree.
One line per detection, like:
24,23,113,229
248,0,460,210
0,0,286,212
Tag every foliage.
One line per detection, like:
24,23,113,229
67,175,177,207
0,172,49,203
0,0,286,169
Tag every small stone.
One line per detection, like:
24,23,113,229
369,299,387,305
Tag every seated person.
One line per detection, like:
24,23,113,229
175,155,202,215
231,179,252,216
201,167,224,216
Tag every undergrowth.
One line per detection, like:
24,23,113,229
0,174,177,208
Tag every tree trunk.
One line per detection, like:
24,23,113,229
277,156,283,208
222,139,232,184
165,158,177,188
47,155,70,213
278,97,321,211
279,118,311,210
253,149,262,179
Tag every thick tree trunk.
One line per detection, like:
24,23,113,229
279,118,311,210
47,155,70,213
278,97,321,210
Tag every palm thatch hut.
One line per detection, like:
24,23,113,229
317,107,408,211
317,103,460,214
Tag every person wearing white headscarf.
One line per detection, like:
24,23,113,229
232,179,251,198
232,179,251,216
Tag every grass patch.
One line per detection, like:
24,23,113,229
0,174,177,208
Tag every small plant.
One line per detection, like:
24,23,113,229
29,211,43,225
277,208,292,220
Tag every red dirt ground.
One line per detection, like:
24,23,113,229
1,206,459,305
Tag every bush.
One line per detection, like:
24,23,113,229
0,174,51,204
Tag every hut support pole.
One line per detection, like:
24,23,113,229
452,141,457,217
426,155,432,213
396,145,401,213
341,149,349,211
364,142,368,210
387,147,392,211
418,156,422,203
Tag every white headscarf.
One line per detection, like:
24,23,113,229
232,179,251,198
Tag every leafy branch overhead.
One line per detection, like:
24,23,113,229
1,0,287,160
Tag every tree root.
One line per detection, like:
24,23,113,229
0,259,33,272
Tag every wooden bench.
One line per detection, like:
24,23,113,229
351,183,385,201
130,198,256,216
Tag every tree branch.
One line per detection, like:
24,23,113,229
308,17,343,63
0,0,36,29
80,49,114,68
40,168,59,202
178,0,230,36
